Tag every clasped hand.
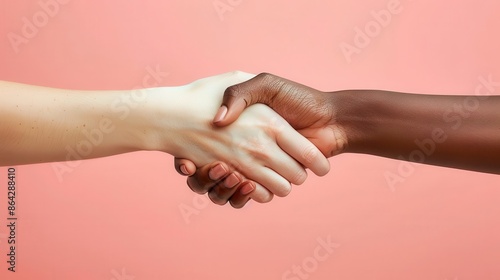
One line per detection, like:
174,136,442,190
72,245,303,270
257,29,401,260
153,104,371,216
172,72,344,208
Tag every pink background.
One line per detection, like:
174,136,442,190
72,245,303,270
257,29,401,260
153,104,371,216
1,0,500,279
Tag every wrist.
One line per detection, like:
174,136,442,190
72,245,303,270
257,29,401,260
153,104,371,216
138,85,216,158
330,90,440,157
328,90,383,155
132,86,188,154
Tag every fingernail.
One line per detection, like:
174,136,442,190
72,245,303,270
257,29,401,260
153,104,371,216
180,164,189,175
224,174,240,189
240,182,255,195
213,106,228,123
209,164,227,180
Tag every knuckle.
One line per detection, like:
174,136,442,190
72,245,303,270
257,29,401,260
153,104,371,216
189,175,213,194
252,147,271,162
302,145,319,165
269,116,286,133
291,169,308,185
208,189,227,206
223,84,241,99
256,72,276,82
187,181,205,194
229,200,246,209
256,72,285,103
241,139,270,162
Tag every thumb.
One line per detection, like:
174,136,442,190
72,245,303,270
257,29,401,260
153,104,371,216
213,73,274,127
174,158,197,176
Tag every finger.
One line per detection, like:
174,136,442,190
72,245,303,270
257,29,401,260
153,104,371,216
174,158,197,176
186,162,231,194
256,141,308,186
229,181,273,208
274,118,331,176
210,175,273,207
239,164,292,197
208,182,239,206
229,197,251,209
213,73,277,126
248,182,274,203
207,172,244,205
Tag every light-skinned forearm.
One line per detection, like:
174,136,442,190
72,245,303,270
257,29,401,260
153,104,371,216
0,81,181,165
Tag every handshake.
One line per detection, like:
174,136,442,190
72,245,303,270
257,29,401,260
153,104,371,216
2,71,498,202
171,71,345,208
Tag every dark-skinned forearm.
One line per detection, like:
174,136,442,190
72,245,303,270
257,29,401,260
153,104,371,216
332,90,500,174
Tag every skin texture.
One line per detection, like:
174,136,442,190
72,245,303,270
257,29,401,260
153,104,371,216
0,72,330,204
175,73,500,208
